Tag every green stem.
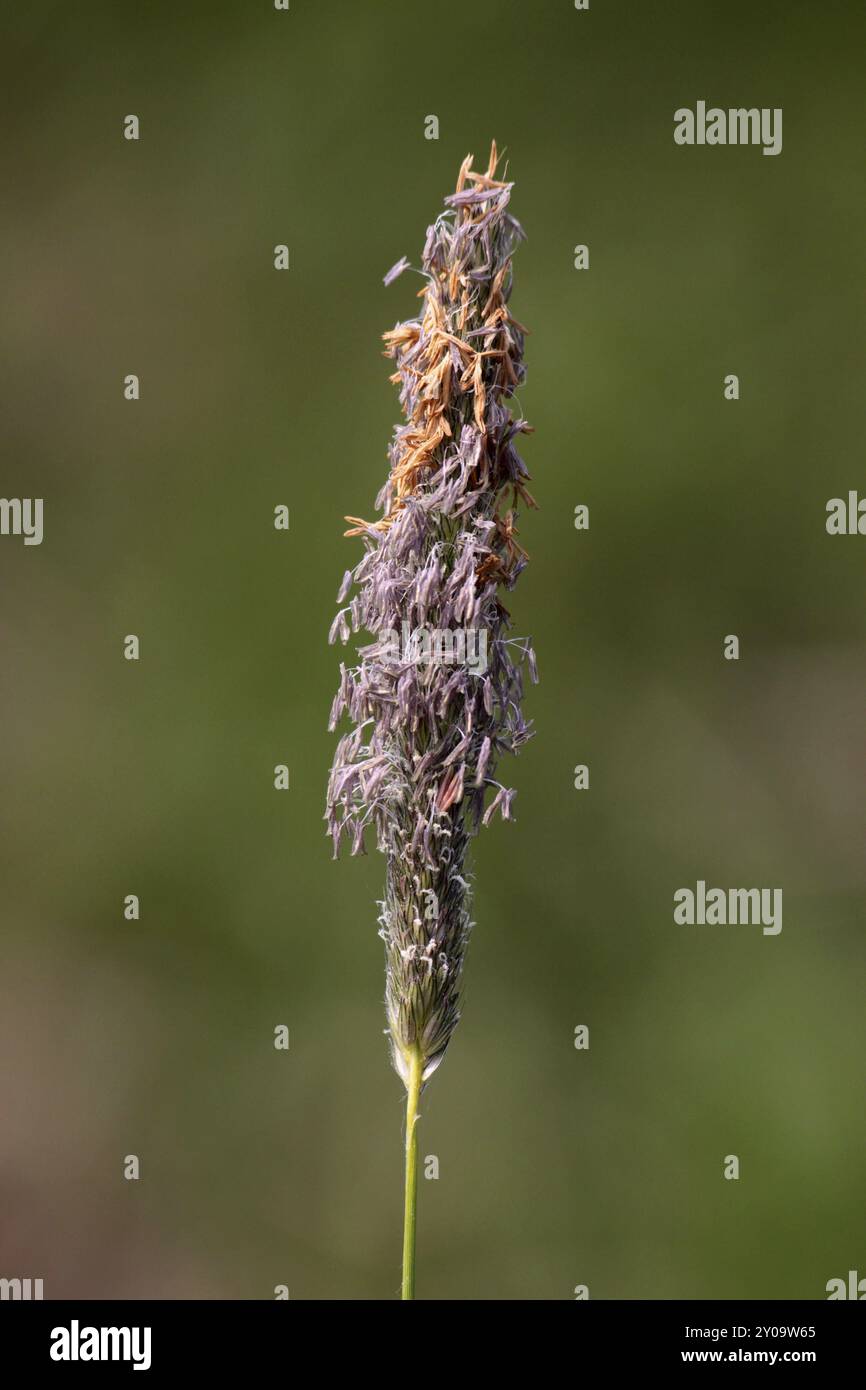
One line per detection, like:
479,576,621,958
401,1046,423,1300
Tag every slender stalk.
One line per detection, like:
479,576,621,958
401,1046,423,1300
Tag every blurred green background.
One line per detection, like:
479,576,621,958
1,0,864,1299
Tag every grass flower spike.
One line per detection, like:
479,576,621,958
326,143,536,1298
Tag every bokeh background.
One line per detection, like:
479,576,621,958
1,0,864,1300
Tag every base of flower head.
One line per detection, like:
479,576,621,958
390,1037,447,1089
381,829,472,1089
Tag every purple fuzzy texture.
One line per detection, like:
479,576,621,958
326,147,537,1086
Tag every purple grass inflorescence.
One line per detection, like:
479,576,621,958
326,143,537,1088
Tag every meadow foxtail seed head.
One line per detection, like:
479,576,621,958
326,143,537,1088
